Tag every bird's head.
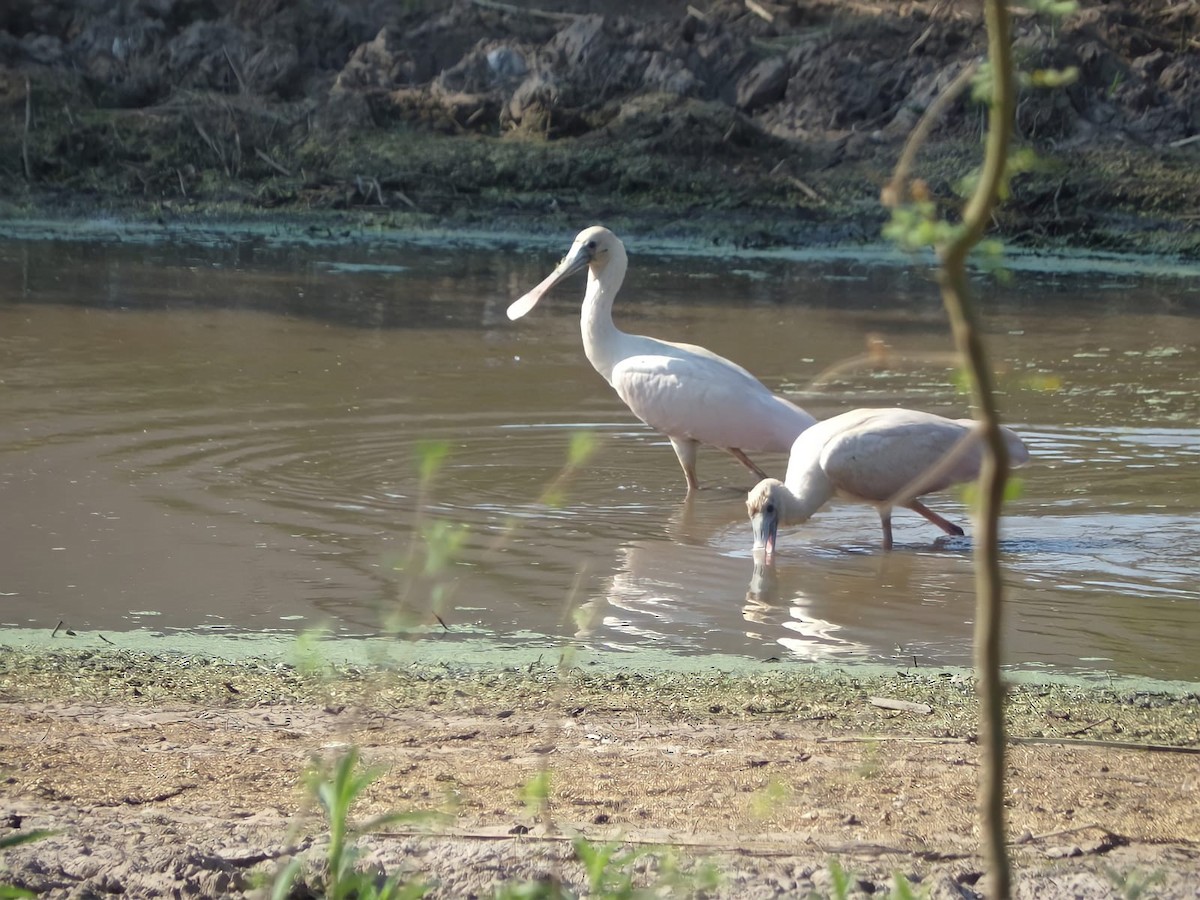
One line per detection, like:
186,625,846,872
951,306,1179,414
746,478,786,560
506,225,621,320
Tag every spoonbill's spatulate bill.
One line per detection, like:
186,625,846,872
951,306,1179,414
746,407,1031,555
507,226,816,491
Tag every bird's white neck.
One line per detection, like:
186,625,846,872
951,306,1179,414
778,467,834,526
580,243,629,383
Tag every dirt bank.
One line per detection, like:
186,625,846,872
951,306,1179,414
1,0,1198,255
1,647,1198,897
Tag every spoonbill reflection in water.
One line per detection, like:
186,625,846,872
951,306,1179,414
507,225,816,491
747,408,1030,555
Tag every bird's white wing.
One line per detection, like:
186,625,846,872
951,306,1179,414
610,354,811,452
657,338,762,383
817,410,982,501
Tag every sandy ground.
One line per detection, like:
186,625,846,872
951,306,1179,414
1,650,1197,898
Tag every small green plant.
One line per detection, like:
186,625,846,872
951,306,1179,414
272,748,444,900
492,879,568,899
827,859,854,900
890,870,931,900
855,740,882,779
748,777,793,819
1102,864,1167,900
490,837,718,899
414,439,451,489
382,440,469,635
418,519,470,578
538,431,598,508
519,769,553,827
1,829,56,900
572,836,652,898
814,862,928,900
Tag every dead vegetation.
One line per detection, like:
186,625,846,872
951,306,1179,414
0,0,1197,253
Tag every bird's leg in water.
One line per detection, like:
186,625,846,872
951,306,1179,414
907,499,966,536
727,448,770,481
879,509,895,551
669,436,701,492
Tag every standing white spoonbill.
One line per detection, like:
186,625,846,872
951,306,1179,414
507,226,816,491
746,408,1030,555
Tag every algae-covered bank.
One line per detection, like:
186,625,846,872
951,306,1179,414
1,0,1199,255
0,637,1197,898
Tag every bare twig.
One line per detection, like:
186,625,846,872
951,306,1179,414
808,348,962,387
193,118,228,175
230,115,242,176
869,697,934,715
176,168,188,199
254,147,292,177
1063,716,1113,737
817,735,970,744
373,827,916,857
1016,823,1109,843
469,0,581,22
222,45,247,94
1012,736,1200,754
394,188,418,210
819,734,1200,754
116,783,196,806
881,60,979,208
22,76,33,181
787,175,825,204
745,0,775,23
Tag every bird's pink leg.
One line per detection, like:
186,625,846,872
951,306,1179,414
879,508,894,551
906,499,965,537
728,448,770,481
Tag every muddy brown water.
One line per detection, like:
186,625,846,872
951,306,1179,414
1,233,1198,683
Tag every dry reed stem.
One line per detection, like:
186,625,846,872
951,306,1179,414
22,76,33,181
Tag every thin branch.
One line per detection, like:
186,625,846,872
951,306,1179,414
1016,823,1109,843
1063,715,1113,737
1012,736,1200,754
787,175,825,204
193,118,229,176
222,45,247,94
817,735,970,744
22,76,33,181
254,147,292,177
745,0,775,23
933,1,1017,896
882,60,979,208
469,0,581,21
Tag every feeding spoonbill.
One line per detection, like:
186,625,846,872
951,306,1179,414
506,226,816,491
746,407,1030,555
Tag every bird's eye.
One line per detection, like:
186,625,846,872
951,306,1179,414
765,502,775,514
586,240,597,250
